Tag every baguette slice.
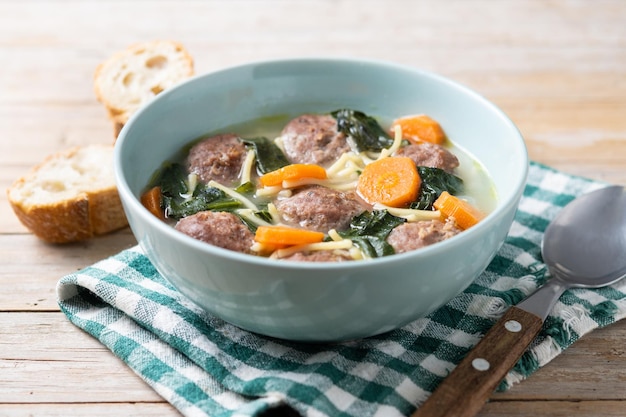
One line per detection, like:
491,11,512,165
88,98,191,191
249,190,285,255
7,145,128,243
94,40,194,137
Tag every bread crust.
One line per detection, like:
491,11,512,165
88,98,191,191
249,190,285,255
7,145,128,243
93,40,194,137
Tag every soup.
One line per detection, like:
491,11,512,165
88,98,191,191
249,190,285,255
142,109,496,261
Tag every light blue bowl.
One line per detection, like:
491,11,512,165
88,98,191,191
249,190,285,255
114,58,528,341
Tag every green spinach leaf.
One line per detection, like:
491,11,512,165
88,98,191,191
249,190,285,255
241,136,290,174
155,162,243,219
163,184,241,219
235,181,256,195
156,163,190,197
331,109,394,152
411,166,464,210
336,210,405,258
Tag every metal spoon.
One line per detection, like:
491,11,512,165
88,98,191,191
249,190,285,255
413,185,626,417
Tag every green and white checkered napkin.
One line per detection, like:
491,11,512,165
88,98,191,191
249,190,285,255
57,162,626,417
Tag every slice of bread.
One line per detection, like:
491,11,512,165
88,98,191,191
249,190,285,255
7,145,128,243
94,40,194,137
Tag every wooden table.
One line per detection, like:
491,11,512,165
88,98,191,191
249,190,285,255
2,1,625,416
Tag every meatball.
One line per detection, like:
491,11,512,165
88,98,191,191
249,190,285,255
280,114,350,166
186,133,247,185
175,211,254,253
274,185,366,233
280,250,354,263
395,143,459,173
387,219,461,253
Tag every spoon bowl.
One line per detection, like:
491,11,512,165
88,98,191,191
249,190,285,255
542,185,626,286
414,185,626,417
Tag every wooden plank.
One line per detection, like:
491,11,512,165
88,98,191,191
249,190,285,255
481,400,626,417
0,404,180,417
493,319,626,401
0,313,164,404
0,232,136,311
1,1,624,73
2,2,626,109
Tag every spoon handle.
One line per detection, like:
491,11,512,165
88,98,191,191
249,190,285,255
411,306,543,417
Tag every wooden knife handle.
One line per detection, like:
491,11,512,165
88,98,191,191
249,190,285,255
411,306,544,417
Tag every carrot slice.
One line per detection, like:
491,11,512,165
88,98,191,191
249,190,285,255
433,191,485,229
140,186,165,220
390,114,446,145
259,163,327,187
254,225,325,246
356,156,420,207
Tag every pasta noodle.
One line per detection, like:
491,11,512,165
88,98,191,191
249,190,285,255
236,208,273,227
373,203,442,222
272,239,354,259
239,149,256,184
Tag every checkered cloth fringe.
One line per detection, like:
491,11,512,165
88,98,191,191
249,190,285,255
57,162,626,417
